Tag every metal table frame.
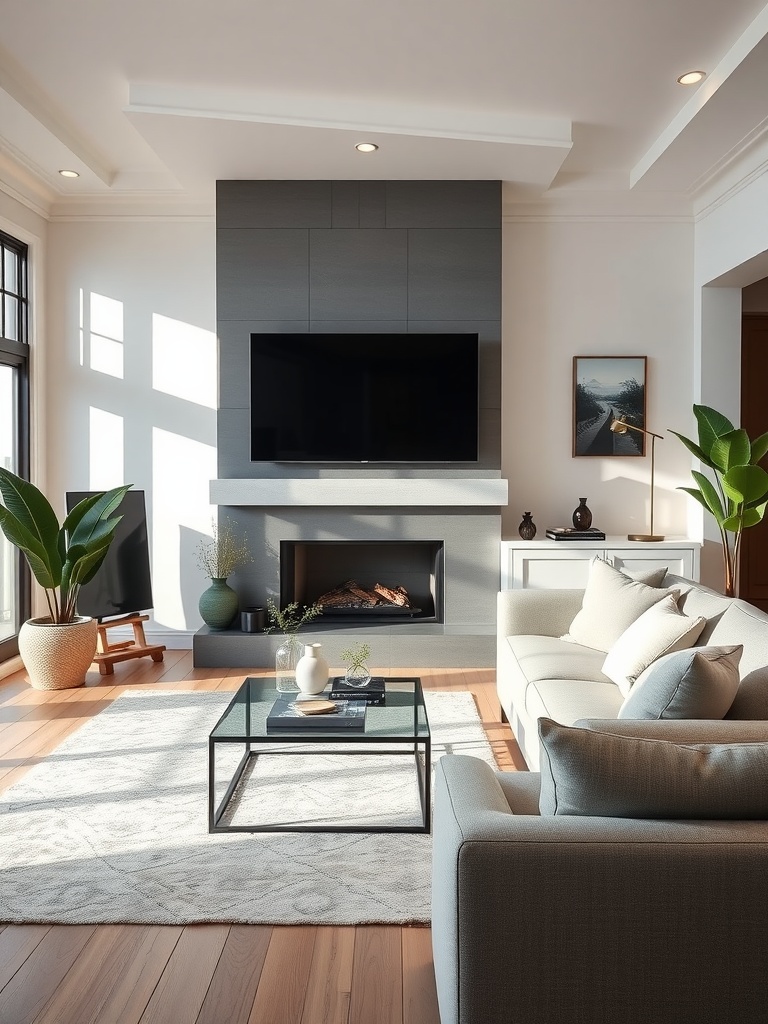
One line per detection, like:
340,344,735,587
208,676,431,835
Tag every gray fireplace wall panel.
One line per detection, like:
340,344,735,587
207,179,503,666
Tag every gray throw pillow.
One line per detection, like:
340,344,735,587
538,717,768,818
617,645,742,720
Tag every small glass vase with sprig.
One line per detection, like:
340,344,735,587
340,641,372,688
265,597,323,692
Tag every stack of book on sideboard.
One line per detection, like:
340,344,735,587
545,527,606,541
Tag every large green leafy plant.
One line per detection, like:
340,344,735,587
671,405,768,596
0,468,130,623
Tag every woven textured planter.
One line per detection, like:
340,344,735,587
18,616,98,690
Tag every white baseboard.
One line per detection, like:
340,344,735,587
103,628,194,651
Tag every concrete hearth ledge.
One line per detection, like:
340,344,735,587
210,478,509,507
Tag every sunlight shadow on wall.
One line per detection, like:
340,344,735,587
152,313,216,409
89,407,124,489
152,427,216,630
81,290,125,379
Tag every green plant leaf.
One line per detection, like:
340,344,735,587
722,464,768,505
68,485,130,550
691,471,726,522
62,493,104,535
0,468,62,581
742,504,767,528
751,432,768,465
668,430,714,468
0,505,60,588
710,428,751,472
694,405,734,454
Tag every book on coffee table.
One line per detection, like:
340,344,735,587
328,676,386,705
266,697,367,730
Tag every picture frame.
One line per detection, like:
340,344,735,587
573,356,647,457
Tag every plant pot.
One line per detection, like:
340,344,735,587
199,578,239,630
18,615,98,690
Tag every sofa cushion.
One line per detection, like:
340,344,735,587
538,717,768,819
664,575,733,644
564,557,673,653
602,594,706,697
526,677,624,726
507,635,610,683
617,645,742,720
622,565,667,586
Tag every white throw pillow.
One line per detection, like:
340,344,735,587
602,593,707,697
618,645,743,720
564,557,674,653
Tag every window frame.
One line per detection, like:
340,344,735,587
0,230,31,662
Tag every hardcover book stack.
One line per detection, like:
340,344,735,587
545,527,606,541
328,676,386,705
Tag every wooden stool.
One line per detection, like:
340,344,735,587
94,613,166,675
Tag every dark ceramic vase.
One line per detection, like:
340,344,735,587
518,512,537,540
572,498,593,530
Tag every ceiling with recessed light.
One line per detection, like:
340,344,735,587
1,0,767,214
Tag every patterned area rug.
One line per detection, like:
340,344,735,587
0,689,496,925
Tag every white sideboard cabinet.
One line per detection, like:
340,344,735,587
501,537,700,590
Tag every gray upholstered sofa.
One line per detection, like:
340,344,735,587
430,570,768,1024
497,570,768,768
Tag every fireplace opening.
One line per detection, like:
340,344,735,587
280,541,444,623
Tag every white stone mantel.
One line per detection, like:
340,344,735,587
210,477,509,507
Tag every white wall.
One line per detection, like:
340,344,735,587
501,209,695,541
44,219,217,641
693,148,768,587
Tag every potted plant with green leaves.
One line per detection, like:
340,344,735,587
671,405,768,597
265,597,323,691
0,468,130,689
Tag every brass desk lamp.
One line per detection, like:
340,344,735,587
610,417,664,541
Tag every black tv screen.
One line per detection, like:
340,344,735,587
65,490,154,620
250,332,480,463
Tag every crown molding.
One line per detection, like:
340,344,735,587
693,132,768,223
503,187,693,222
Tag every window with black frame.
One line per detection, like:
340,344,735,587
0,230,30,662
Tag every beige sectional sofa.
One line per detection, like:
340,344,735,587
429,565,768,1024
497,569,768,768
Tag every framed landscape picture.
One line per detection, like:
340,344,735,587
573,356,647,457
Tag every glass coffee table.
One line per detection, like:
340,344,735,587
208,676,431,834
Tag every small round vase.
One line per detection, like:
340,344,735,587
572,498,593,530
518,512,537,540
275,634,304,692
344,663,372,688
198,578,239,630
295,643,330,695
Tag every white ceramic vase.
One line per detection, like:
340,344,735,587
295,643,330,694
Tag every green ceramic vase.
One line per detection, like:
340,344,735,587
199,577,239,630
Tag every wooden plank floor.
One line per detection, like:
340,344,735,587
0,653,525,1024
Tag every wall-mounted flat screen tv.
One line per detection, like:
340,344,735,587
250,332,479,463
65,490,154,620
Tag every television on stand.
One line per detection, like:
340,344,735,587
249,332,480,463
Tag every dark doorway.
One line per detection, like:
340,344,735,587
740,313,768,610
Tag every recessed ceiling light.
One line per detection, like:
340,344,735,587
355,143,378,153
58,169,80,178
677,70,706,85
